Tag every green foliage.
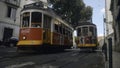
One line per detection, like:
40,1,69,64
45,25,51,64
80,6,93,21
49,0,93,27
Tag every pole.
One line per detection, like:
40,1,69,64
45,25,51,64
108,38,113,68
103,16,107,61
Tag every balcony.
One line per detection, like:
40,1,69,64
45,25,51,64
4,0,20,7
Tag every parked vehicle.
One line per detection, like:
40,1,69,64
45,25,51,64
4,37,18,47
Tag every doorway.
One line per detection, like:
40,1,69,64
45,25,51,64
3,28,13,42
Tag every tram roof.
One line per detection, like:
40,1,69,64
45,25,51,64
76,22,96,29
77,22,96,26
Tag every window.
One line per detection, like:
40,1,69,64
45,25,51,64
7,6,16,20
55,24,59,32
59,25,62,34
54,20,59,32
82,27,88,36
22,12,30,27
89,27,94,36
77,28,81,36
43,15,51,28
63,26,65,35
65,27,68,35
31,12,42,27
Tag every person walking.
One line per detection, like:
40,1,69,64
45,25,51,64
102,42,107,61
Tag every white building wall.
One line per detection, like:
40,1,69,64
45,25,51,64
0,1,20,41
0,2,7,20
105,0,113,34
0,2,17,25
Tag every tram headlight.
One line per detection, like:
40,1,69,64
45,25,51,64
23,36,26,40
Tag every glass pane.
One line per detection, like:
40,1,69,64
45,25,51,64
44,15,51,28
77,28,81,36
22,12,30,27
89,27,94,36
82,27,88,36
31,12,42,27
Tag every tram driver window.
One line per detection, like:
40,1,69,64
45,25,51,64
89,27,94,36
31,12,42,27
22,12,30,27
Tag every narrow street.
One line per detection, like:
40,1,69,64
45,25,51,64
0,47,105,68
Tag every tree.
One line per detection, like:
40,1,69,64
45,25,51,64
48,0,93,28
80,6,93,21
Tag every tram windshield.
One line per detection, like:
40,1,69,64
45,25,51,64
77,26,96,37
22,12,30,27
89,27,95,36
31,12,42,27
82,27,88,36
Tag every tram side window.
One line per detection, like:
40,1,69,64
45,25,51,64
54,20,59,32
65,28,68,36
95,28,97,36
68,28,70,36
68,31,70,37
31,12,42,27
70,32,73,38
63,27,65,35
44,15,51,28
55,24,59,32
77,28,81,36
59,24,62,34
22,12,30,27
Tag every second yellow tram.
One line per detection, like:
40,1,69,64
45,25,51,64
75,22,98,50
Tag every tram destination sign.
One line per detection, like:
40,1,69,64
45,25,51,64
24,1,44,9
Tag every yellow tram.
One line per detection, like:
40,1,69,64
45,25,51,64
17,2,73,51
75,22,98,50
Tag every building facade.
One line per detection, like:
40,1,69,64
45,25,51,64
0,0,20,42
0,0,49,43
110,0,120,51
105,0,113,35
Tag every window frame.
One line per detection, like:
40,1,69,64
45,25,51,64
7,6,17,20
21,12,30,27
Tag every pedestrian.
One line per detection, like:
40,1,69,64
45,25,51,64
102,42,107,61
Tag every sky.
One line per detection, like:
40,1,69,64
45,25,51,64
83,0,105,36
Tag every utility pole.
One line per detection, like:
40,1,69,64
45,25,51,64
103,15,107,61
